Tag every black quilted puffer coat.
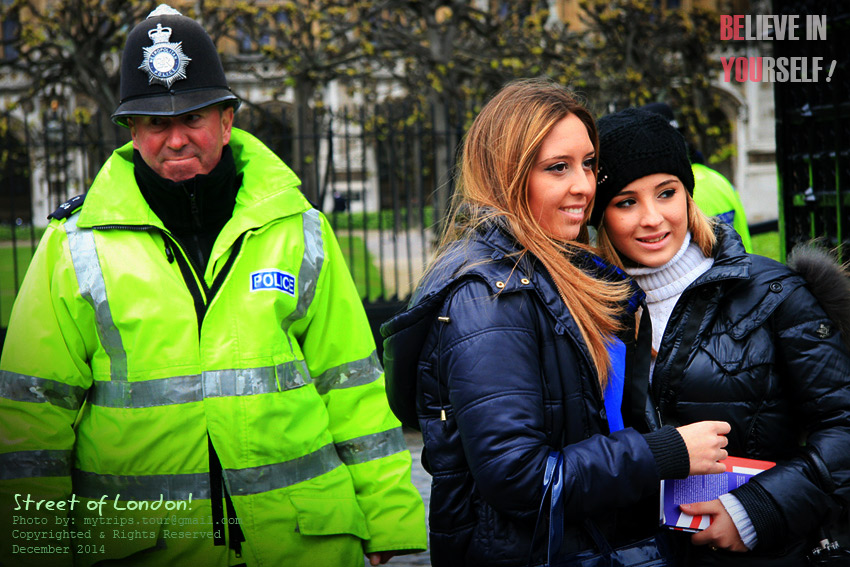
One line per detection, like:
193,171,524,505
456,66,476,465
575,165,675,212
652,224,850,566
382,221,693,567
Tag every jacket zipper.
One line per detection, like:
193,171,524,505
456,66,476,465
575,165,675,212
161,231,210,335
94,223,210,333
162,228,247,556
94,223,177,264
95,222,244,552
187,188,202,229
652,287,712,423
554,285,604,401
93,224,157,231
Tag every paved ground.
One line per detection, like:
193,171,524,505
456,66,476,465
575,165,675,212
364,430,432,566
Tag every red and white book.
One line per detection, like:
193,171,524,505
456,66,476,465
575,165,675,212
660,456,776,532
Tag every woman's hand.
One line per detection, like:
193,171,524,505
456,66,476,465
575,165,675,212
683,500,748,552
676,421,731,475
366,551,398,565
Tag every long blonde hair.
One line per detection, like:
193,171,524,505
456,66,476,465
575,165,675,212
438,78,631,386
596,191,717,269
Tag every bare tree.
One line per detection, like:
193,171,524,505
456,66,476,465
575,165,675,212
229,0,391,204
370,1,585,226
0,0,731,205
578,0,729,162
1,1,243,135
1,0,151,125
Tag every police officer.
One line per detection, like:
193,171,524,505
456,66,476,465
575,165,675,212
0,5,426,566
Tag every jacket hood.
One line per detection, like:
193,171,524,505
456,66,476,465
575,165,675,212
75,128,309,273
787,242,850,351
693,222,751,286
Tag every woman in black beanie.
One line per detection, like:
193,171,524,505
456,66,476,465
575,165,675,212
592,108,850,566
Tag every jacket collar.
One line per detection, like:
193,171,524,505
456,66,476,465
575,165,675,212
389,219,598,384
78,128,308,234
691,222,751,287
407,216,642,347
133,144,239,235
422,217,642,306
76,129,310,271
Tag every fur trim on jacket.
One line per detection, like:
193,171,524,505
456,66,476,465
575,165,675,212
787,242,850,352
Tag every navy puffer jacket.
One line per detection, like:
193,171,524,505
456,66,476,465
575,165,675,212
653,225,850,566
382,222,691,566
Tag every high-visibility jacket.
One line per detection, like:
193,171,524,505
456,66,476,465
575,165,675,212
0,129,426,567
691,163,753,252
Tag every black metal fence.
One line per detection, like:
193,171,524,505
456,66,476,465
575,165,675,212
0,101,470,345
774,1,850,261
773,0,850,544
1,96,786,353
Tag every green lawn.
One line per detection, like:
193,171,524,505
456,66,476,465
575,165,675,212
751,231,781,262
329,207,434,231
1,245,35,328
337,235,386,302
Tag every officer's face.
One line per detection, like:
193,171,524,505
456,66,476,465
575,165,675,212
129,105,234,182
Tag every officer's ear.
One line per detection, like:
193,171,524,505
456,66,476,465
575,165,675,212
220,105,234,145
128,117,139,149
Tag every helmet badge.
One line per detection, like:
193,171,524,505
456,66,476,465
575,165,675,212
138,22,191,88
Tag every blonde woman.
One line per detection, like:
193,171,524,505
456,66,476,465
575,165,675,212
592,108,850,566
382,80,730,566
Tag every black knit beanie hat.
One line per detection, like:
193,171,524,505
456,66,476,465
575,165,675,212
590,108,694,227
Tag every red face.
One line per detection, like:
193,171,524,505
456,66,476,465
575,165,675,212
603,173,689,267
129,105,234,182
527,113,596,242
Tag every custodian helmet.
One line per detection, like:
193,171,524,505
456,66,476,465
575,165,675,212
111,4,240,127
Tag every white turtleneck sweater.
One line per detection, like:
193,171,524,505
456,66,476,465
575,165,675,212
624,232,714,368
623,232,757,550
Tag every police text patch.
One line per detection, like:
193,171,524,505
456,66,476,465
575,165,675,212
250,270,296,296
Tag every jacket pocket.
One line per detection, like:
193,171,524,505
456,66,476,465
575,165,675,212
288,494,370,540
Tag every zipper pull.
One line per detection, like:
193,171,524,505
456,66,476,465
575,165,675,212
440,409,447,421
164,240,174,263
186,186,202,229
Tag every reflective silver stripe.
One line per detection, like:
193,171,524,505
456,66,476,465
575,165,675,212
336,428,406,466
65,214,128,381
72,445,342,500
0,450,72,480
279,210,322,379
203,362,310,398
314,350,383,395
89,362,311,408
286,360,312,391
291,209,324,321
92,375,201,408
72,469,210,501
202,367,275,398
0,370,87,410
225,443,342,497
